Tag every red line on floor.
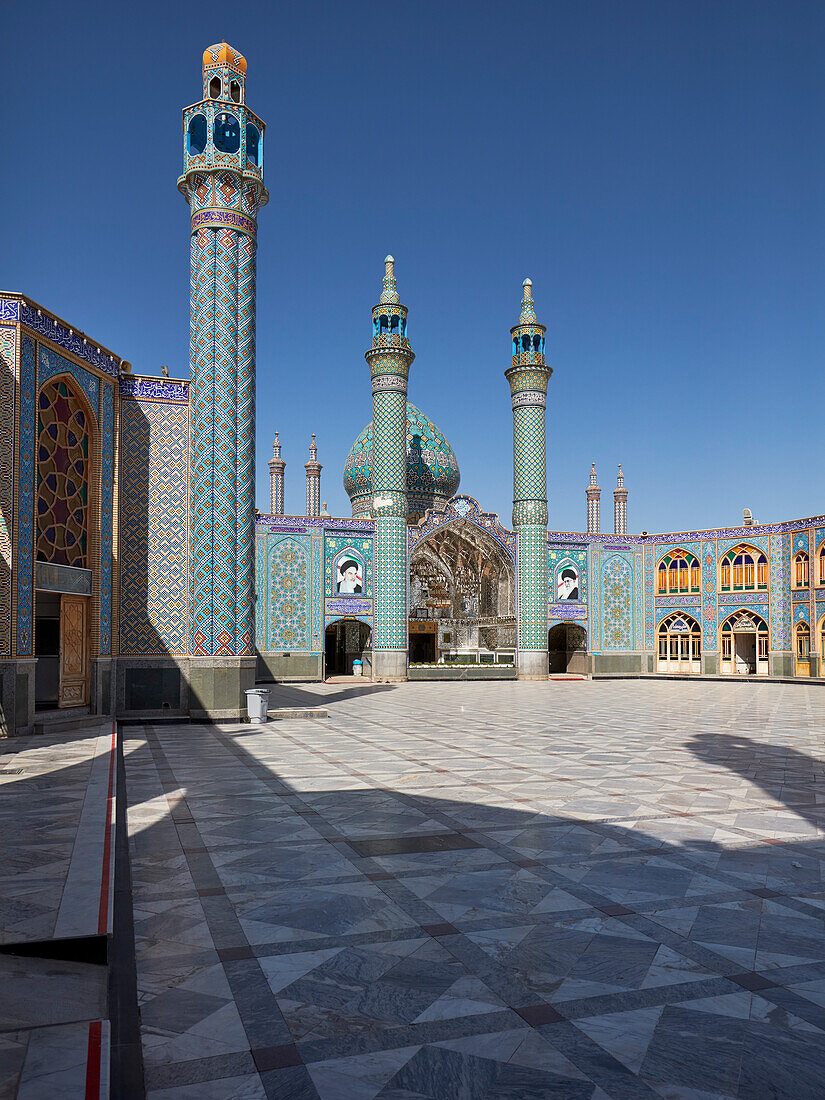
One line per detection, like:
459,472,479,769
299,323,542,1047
97,722,116,935
84,1020,102,1099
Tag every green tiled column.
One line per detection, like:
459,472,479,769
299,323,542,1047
506,279,552,680
365,257,415,681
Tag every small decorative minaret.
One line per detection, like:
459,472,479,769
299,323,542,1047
614,465,628,536
268,433,285,515
506,278,552,680
366,256,415,681
586,463,601,534
304,435,322,517
179,43,268,717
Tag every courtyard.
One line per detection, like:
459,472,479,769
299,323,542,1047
5,679,825,1097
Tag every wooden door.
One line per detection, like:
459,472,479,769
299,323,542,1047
59,595,88,707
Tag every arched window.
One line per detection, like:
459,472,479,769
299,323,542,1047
656,549,700,593
720,611,769,675
820,615,825,659
796,621,811,657
720,544,768,592
36,379,90,568
245,123,260,166
230,80,241,103
818,544,825,586
794,551,809,588
657,613,702,673
209,75,222,99
213,112,240,154
187,114,207,155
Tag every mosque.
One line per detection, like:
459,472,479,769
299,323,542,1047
0,43,822,736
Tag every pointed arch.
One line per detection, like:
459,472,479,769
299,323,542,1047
793,549,810,588
656,548,700,594
719,609,769,676
657,611,702,674
719,544,768,592
410,516,517,662
267,536,309,650
36,375,96,568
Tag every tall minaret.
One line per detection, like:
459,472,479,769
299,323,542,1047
506,278,552,680
304,435,322,517
268,433,285,515
614,465,628,536
179,44,268,716
366,256,414,681
586,463,601,534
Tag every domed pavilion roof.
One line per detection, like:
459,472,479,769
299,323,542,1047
344,401,460,521
202,42,247,74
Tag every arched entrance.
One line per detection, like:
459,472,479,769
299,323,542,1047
34,377,95,709
548,624,587,673
409,518,516,667
720,611,769,676
795,621,811,678
324,619,371,677
657,613,702,674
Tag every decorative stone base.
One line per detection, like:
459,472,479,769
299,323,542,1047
187,656,257,721
770,651,795,678
372,649,408,683
0,659,36,737
517,650,548,680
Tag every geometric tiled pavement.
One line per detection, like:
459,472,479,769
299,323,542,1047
126,680,825,1098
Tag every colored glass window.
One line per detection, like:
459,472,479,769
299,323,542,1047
36,379,89,568
719,544,768,592
794,551,809,587
656,549,701,593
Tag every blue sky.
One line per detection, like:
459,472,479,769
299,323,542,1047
6,0,824,532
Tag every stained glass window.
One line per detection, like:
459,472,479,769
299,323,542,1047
36,379,90,567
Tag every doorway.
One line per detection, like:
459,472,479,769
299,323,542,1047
35,592,89,709
324,619,371,677
548,624,588,674
720,612,769,676
795,622,811,678
409,627,437,664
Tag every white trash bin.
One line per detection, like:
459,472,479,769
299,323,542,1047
245,688,271,724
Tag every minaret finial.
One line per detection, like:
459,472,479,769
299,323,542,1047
519,277,537,323
380,255,399,304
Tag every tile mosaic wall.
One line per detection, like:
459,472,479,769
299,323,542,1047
16,336,36,656
0,326,15,657
119,392,189,655
600,553,635,650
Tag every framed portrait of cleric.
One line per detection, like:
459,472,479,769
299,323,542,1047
556,563,580,602
334,549,365,596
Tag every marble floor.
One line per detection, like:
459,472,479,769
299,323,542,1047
124,679,825,1099
0,726,114,1098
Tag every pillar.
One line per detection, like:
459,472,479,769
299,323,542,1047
268,432,285,515
304,435,321,517
179,43,268,717
614,465,627,536
506,278,552,680
586,462,601,534
365,257,414,682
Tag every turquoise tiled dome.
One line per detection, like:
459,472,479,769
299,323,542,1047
344,401,460,520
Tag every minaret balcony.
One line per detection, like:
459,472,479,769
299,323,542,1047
511,352,545,367
372,334,412,351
